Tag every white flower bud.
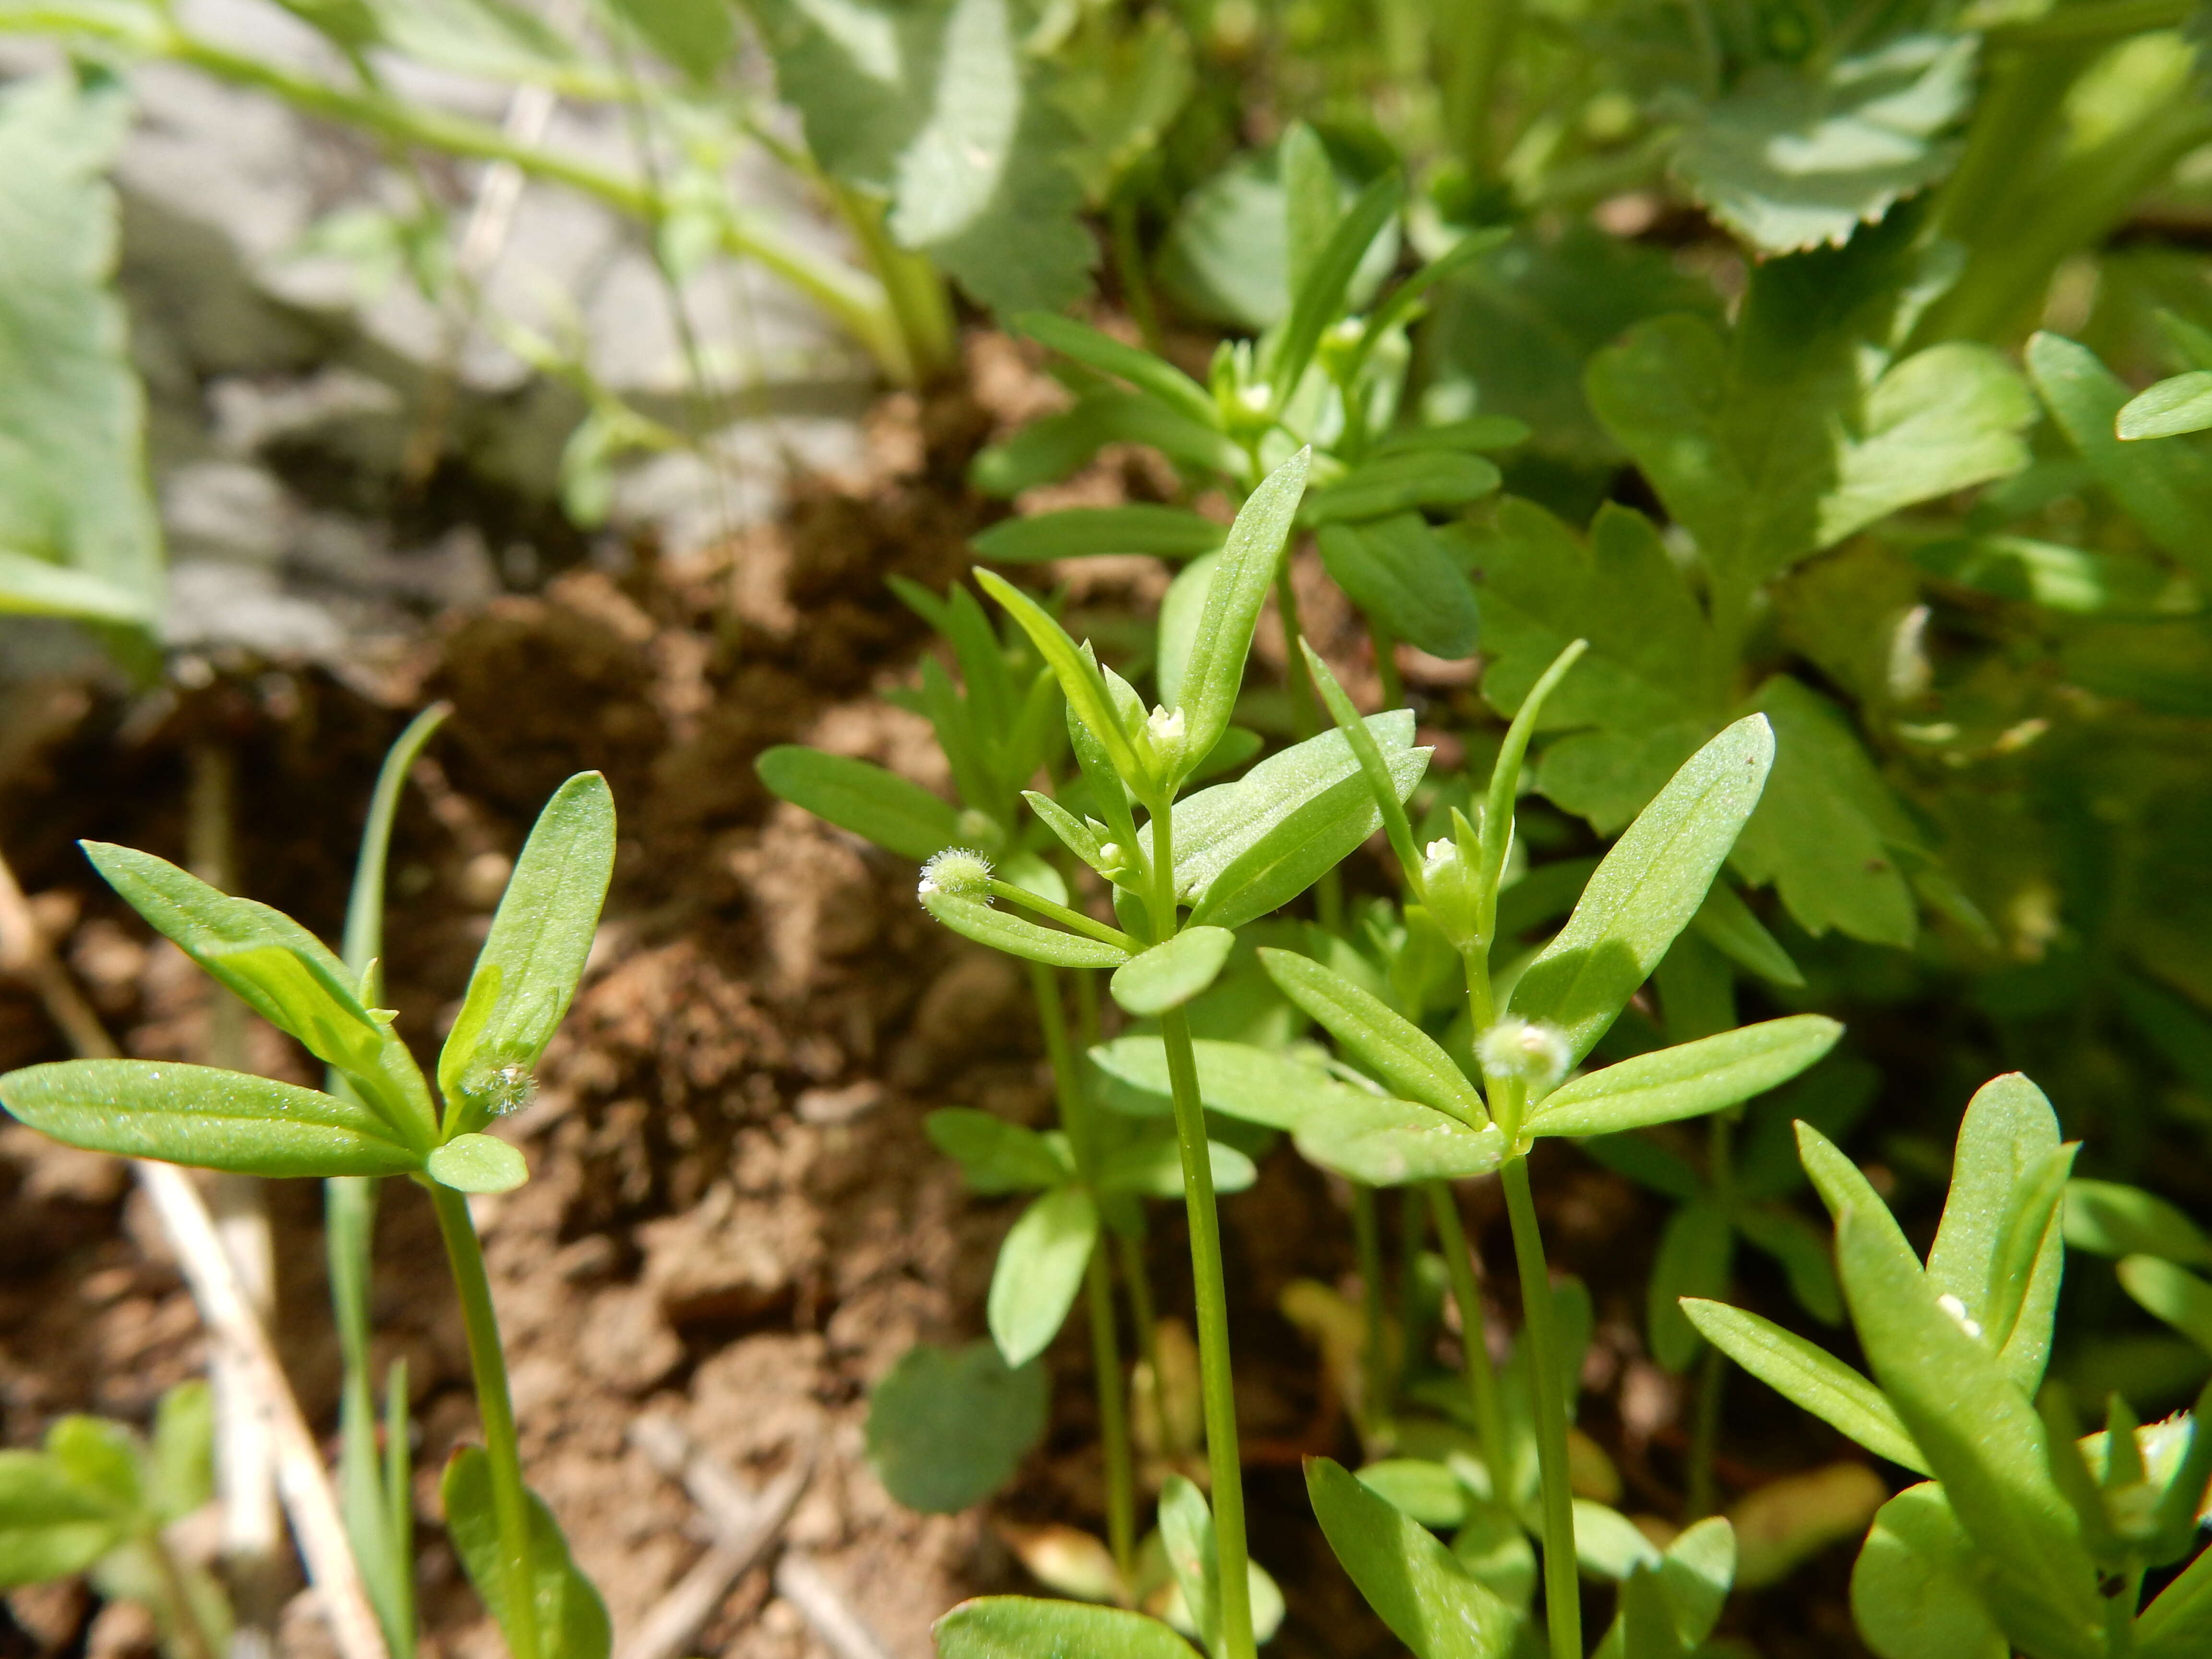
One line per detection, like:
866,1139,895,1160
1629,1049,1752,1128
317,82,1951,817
1147,704,1186,746
1477,1016,1571,1094
1236,383,1272,414
1936,1292,1984,1340
918,848,995,902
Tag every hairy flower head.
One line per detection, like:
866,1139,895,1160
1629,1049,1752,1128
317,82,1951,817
1477,1016,1572,1094
918,848,995,903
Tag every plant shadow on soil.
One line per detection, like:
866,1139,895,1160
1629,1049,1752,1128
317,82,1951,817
0,368,1876,1659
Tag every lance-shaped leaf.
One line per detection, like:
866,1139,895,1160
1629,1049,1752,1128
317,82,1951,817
1850,1483,2009,1659
1925,1072,2066,1394
1155,1474,1286,1647
2117,1257,2212,1354
439,772,615,1120
1512,716,1774,1061
926,1109,1070,1194
1294,1097,1506,1188
1302,452,1501,527
1836,1203,2106,1659
1089,1035,1362,1129
989,1184,1098,1368
971,392,1245,495
1681,1298,1927,1473
1015,313,1222,432
1111,927,1235,1016
935,1598,1199,1658
1259,950,1486,1126
0,1059,421,1179
972,504,1226,564
442,1449,611,1659
975,568,1148,787
1316,516,1480,660
756,746,961,862
1527,1015,1842,1138
1096,1136,1256,1199
1304,1456,1522,1659
1175,449,1310,773
1266,170,1403,399
923,889,1131,968
2118,372,2212,442
2064,1179,2212,1267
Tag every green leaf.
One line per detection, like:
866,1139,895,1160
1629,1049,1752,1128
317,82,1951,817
437,773,615,1120
149,1382,213,1524
1015,313,1220,433
1111,928,1235,1017
0,1058,421,1179
934,1598,1199,1658
0,1451,127,1587
2065,1179,2212,1267
442,1449,610,1659
597,0,728,79
426,1133,528,1195
1691,882,1803,987
976,568,1148,787
1316,516,1481,660
926,1108,1068,1194
2118,1257,2212,1354
1729,676,1920,947
988,1184,1098,1367
922,889,1131,968
1177,449,1310,773
1054,9,1192,206
970,392,1244,496
746,0,1092,314
757,747,962,862
972,505,1226,564
1302,452,1501,527
2140,1532,2212,1658
1672,35,1977,255
1511,716,1775,1062
1157,1475,1281,1654
1157,146,1395,333
1736,1205,1844,1324
1304,1456,1521,1659
1835,1204,2105,1659
1356,1460,1470,1528
1574,1499,1661,1579
1095,1135,1256,1199
1293,1095,1507,1187
0,74,162,642
1374,417,1530,458
1648,1202,1734,1371
866,1341,1047,1513
1528,1016,1843,1138
1849,1483,2009,1659
2118,371,2212,441
1266,169,1402,399
2029,332,2212,582
1925,1073,2066,1394
1258,950,1487,1127
1088,1035,1363,1130
1680,1299,1927,1473
1174,717,1430,930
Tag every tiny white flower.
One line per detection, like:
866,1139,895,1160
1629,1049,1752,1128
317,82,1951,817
1147,705,1187,746
918,848,995,902
1425,838,1455,864
1936,1292,1984,1340
1478,1016,1572,1093
1236,383,1272,413
1098,842,1123,869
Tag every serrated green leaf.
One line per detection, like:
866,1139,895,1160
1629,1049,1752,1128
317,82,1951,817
1177,449,1309,773
1258,949,1487,1126
0,1058,420,1178
2065,1178,2212,1267
1316,516,1481,660
1835,1204,2105,1659
0,74,162,642
1849,1483,2008,1659
1680,1299,1927,1472
1112,927,1235,1016
1529,1015,1842,1138
757,746,962,862
1305,1457,1521,1659
926,1108,1068,1194
1511,716,1775,1062
867,1342,1046,1514
441,1448,610,1659
934,1597,1199,1658
1302,452,1501,527
988,1184,1098,1367
1673,35,1976,255
972,505,1226,564
438,773,614,1123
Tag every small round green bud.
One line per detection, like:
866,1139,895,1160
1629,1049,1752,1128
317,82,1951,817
1477,1016,1571,1094
918,848,995,903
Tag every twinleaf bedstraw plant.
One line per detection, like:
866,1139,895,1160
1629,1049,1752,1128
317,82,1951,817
0,767,618,1659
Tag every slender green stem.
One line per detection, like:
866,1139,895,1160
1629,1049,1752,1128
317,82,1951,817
1686,1343,1725,1521
429,1185,541,1659
1275,567,1320,739
1424,1182,1510,1496
144,1529,221,1659
829,181,958,385
1145,800,1255,1659
991,881,1142,951
1351,1183,1389,1438
1030,964,1136,1586
1501,1154,1580,1659
1108,192,1163,356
